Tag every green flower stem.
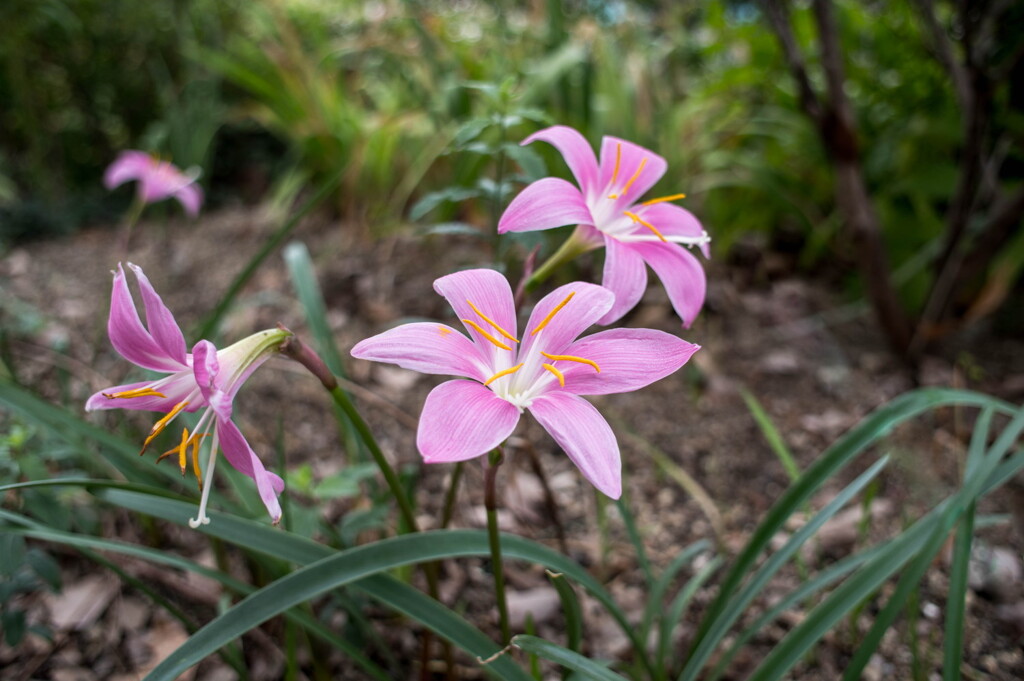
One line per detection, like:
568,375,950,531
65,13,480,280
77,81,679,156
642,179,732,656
440,462,464,529
329,385,418,534
486,448,511,643
523,228,595,293
119,194,146,252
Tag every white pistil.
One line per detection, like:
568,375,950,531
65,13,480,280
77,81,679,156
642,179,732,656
618,230,711,247
189,427,219,528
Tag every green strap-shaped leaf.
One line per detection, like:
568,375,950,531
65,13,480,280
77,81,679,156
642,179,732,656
511,635,628,681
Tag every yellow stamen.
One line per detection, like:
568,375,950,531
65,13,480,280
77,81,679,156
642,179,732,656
461,319,512,350
466,300,518,343
624,210,668,242
155,428,190,472
190,432,207,491
141,400,189,454
103,386,167,400
438,326,453,336
542,363,565,387
484,363,524,386
641,193,687,206
530,291,576,336
618,158,648,196
610,142,622,185
540,351,601,373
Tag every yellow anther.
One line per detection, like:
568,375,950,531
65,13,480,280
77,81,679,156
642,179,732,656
540,351,601,373
484,363,524,386
641,193,687,207
610,142,622,185
103,386,167,400
624,211,668,242
530,291,576,336
155,427,190,473
190,432,207,490
462,319,512,350
141,400,189,454
438,326,453,336
542,363,565,387
466,299,518,343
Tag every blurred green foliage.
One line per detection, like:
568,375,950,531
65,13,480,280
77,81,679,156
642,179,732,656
1,0,1021,324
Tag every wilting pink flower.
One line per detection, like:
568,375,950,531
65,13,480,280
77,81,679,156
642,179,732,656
498,126,711,327
104,151,203,217
86,264,287,526
351,269,699,498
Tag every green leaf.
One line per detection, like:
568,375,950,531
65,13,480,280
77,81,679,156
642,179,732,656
409,186,479,221
641,540,711,645
511,635,628,681
683,388,1015,681
741,389,800,481
0,532,26,576
547,570,583,653
2,608,26,646
25,548,61,590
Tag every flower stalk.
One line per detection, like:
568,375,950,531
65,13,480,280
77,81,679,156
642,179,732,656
485,448,511,644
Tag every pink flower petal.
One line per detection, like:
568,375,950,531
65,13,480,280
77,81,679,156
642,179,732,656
84,376,196,413
597,236,647,325
350,322,489,382
174,183,203,217
559,328,699,395
636,203,710,258
632,242,707,328
599,136,667,207
127,264,187,365
416,380,521,463
107,264,188,373
528,391,621,498
522,126,600,197
192,340,233,420
103,151,153,190
216,416,284,523
497,177,593,234
519,282,614,358
433,269,519,365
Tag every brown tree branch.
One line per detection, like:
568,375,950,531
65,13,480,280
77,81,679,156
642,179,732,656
912,0,972,110
764,0,914,353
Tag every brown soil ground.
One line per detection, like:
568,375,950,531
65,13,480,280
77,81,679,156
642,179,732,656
1,206,1022,680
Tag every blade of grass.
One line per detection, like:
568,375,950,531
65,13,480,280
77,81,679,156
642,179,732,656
195,167,344,340
658,556,722,680
640,540,711,646
681,455,889,679
741,388,800,481
684,388,1013,679
546,570,583,653
511,635,628,681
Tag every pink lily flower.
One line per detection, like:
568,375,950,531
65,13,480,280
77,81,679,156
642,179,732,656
104,151,204,217
86,263,287,526
498,125,711,327
351,269,699,498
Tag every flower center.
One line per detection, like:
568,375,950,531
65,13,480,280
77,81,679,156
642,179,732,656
464,294,602,409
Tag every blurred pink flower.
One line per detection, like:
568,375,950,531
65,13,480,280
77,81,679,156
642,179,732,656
351,269,699,498
104,151,203,217
86,263,287,526
498,126,710,327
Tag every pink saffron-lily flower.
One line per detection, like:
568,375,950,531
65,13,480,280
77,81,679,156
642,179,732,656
104,151,203,217
351,269,700,498
86,263,287,527
498,125,711,327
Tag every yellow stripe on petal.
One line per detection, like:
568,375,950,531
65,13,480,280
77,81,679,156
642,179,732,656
484,363,524,386
466,299,518,343
540,351,601,373
530,291,576,336
542,363,565,387
462,319,513,350
141,400,189,454
103,386,167,400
